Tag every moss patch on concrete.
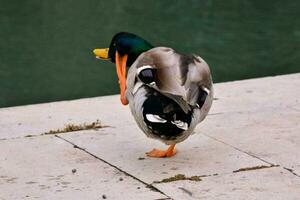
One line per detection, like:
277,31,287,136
153,174,202,184
233,165,279,173
44,120,105,135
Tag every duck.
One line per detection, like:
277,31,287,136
93,32,213,158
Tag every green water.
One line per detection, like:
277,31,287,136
0,0,299,108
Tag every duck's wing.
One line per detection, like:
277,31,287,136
127,47,213,113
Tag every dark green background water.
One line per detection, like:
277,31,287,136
1,1,299,108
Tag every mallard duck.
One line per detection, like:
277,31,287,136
93,32,213,158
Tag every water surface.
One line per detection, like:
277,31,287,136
0,1,299,107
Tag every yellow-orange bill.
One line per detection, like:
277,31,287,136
115,51,129,105
93,48,109,59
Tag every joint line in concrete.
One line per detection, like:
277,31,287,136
283,167,300,178
54,135,173,199
202,133,275,165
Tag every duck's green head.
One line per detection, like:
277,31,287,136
93,32,153,65
93,32,153,105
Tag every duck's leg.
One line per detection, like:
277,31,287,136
146,144,177,158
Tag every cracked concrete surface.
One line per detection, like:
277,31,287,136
1,73,300,199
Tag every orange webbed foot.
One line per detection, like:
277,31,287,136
146,144,177,158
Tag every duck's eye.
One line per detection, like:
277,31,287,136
146,114,167,123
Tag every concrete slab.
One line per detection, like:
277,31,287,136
0,95,132,139
200,73,300,174
1,73,300,199
211,73,300,114
60,128,268,184
202,108,300,174
154,167,300,200
0,136,166,200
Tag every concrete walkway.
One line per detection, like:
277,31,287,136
1,73,300,200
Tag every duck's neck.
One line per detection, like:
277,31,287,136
126,40,153,66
